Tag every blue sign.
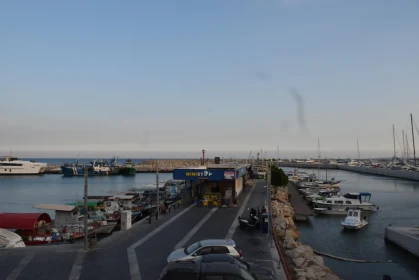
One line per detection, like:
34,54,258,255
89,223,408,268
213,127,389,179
173,169,228,181
237,166,247,177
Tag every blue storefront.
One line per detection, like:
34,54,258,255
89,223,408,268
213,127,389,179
173,166,248,207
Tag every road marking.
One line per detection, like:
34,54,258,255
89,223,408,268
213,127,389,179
225,184,257,240
68,251,85,280
174,207,218,250
127,204,194,280
6,254,34,280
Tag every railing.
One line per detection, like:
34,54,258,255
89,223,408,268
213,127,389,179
271,223,293,280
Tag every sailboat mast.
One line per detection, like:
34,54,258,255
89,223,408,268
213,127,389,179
357,139,360,160
402,130,406,161
277,145,279,160
405,132,410,161
392,125,396,159
317,138,320,178
411,113,417,166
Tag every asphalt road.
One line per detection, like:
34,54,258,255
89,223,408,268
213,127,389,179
0,180,285,280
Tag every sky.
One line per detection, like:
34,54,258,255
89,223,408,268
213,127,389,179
1,0,418,159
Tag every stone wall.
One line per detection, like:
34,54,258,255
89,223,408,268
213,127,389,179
272,190,340,280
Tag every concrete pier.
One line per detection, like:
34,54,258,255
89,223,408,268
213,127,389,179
385,226,419,258
287,182,312,221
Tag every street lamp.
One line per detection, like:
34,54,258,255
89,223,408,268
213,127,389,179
202,149,206,165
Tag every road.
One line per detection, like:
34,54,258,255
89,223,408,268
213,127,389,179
0,180,285,280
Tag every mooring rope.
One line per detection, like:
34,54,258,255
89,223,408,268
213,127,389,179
313,249,394,263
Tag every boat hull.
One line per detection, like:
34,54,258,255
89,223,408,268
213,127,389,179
94,222,117,234
341,221,368,230
61,166,110,176
119,167,136,176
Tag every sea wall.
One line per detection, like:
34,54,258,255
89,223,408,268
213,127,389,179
339,166,419,181
272,190,340,280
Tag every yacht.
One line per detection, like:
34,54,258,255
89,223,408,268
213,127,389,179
313,192,377,215
0,156,47,175
347,160,360,167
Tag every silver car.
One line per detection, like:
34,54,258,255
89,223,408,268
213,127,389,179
167,239,243,263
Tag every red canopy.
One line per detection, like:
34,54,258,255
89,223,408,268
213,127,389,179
0,213,51,230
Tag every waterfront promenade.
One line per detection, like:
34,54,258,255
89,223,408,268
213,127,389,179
0,180,285,280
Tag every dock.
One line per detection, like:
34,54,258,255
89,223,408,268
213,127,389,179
287,182,312,221
385,226,419,258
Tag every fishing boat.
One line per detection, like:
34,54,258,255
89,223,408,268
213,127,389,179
60,158,93,176
119,159,136,176
0,212,64,246
341,209,368,230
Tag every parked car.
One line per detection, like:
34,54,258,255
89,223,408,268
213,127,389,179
159,254,275,280
167,239,242,263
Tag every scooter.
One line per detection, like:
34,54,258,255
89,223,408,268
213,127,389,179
238,207,264,229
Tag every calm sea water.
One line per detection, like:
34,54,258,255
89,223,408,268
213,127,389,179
283,168,419,280
0,173,173,218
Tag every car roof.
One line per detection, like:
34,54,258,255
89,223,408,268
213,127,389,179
199,239,236,246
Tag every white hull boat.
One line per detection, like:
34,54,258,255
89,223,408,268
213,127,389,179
93,221,117,234
341,209,368,230
0,228,26,249
0,156,47,175
313,192,377,215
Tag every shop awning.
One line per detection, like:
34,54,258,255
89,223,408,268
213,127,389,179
0,213,52,230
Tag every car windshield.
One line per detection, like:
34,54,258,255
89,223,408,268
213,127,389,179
185,241,202,254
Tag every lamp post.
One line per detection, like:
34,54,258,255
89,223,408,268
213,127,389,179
83,167,88,251
156,160,159,219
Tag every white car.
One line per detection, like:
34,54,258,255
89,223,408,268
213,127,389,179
167,239,242,263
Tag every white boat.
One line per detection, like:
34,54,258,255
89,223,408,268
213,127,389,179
0,156,47,175
0,228,26,249
313,192,377,215
341,209,368,230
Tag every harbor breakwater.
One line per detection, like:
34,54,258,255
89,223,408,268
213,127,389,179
44,159,250,174
272,189,341,280
277,163,419,181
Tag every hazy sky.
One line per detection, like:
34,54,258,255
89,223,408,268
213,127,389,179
1,0,418,159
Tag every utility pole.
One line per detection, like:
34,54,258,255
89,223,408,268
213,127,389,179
156,161,159,219
411,113,417,166
83,167,88,251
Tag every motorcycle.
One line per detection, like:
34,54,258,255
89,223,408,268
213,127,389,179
238,206,266,229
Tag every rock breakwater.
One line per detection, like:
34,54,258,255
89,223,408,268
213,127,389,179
272,190,341,280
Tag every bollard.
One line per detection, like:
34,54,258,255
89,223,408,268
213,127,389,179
149,215,152,224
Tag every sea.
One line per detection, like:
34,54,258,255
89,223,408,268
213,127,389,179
0,159,418,279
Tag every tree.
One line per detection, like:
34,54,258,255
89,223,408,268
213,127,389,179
270,165,288,196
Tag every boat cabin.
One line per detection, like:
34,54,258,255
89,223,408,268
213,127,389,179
33,204,89,232
108,195,134,209
343,192,372,203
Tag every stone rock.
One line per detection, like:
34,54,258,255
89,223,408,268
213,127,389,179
324,273,340,280
294,268,305,273
285,229,300,240
305,270,316,280
286,216,296,229
315,271,327,278
299,245,314,259
286,248,300,259
307,265,323,272
297,277,307,280
284,236,298,249
292,257,306,267
309,255,325,267
296,271,307,278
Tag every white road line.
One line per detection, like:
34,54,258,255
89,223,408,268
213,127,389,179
68,251,85,280
6,254,34,280
174,207,218,250
225,184,256,240
127,204,194,280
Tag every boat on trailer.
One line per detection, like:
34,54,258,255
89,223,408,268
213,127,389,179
341,209,368,230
